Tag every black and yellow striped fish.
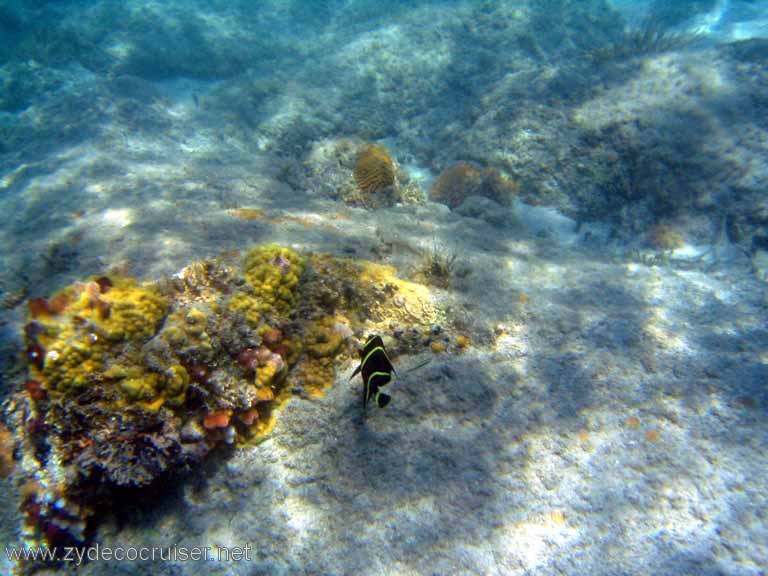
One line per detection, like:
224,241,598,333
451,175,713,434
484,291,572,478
350,335,396,411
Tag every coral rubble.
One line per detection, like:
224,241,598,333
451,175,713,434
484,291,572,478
2,244,443,565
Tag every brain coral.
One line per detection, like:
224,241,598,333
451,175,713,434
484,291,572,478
354,144,396,194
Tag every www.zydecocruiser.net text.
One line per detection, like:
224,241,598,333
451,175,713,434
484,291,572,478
5,544,253,566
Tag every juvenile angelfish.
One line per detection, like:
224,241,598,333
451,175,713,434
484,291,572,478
350,335,396,412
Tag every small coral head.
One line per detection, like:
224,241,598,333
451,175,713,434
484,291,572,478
25,380,46,401
239,408,259,426
256,346,273,364
27,292,70,318
26,416,47,435
83,281,101,300
94,276,113,293
263,327,283,345
237,348,260,372
43,521,73,547
272,343,289,360
22,498,41,519
270,254,292,276
27,298,50,318
203,410,231,430
270,352,286,373
95,299,112,320
354,144,396,194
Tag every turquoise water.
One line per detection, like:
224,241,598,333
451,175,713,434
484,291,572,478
1,1,767,575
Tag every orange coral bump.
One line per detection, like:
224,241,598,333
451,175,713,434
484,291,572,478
29,293,69,317
239,409,259,426
256,387,275,402
47,292,70,314
430,162,482,208
203,410,231,430
0,425,14,479
263,327,283,345
27,298,50,318
25,380,46,401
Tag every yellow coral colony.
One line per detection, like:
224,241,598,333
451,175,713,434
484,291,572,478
229,244,305,326
34,277,169,397
27,247,436,416
358,260,438,329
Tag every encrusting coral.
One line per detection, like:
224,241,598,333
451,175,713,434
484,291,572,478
305,315,350,358
229,244,305,326
31,277,169,395
3,243,445,563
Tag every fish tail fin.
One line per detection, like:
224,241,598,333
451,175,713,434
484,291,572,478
376,392,391,408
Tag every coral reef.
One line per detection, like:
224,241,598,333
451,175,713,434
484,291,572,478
298,253,376,321
3,243,444,563
289,357,337,399
480,167,521,205
305,315,350,358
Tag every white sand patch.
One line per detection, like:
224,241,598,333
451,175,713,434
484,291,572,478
100,208,133,228
496,511,578,572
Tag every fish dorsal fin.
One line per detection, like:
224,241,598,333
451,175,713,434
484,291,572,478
349,363,362,380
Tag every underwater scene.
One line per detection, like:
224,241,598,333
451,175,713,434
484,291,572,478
0,0,767,574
